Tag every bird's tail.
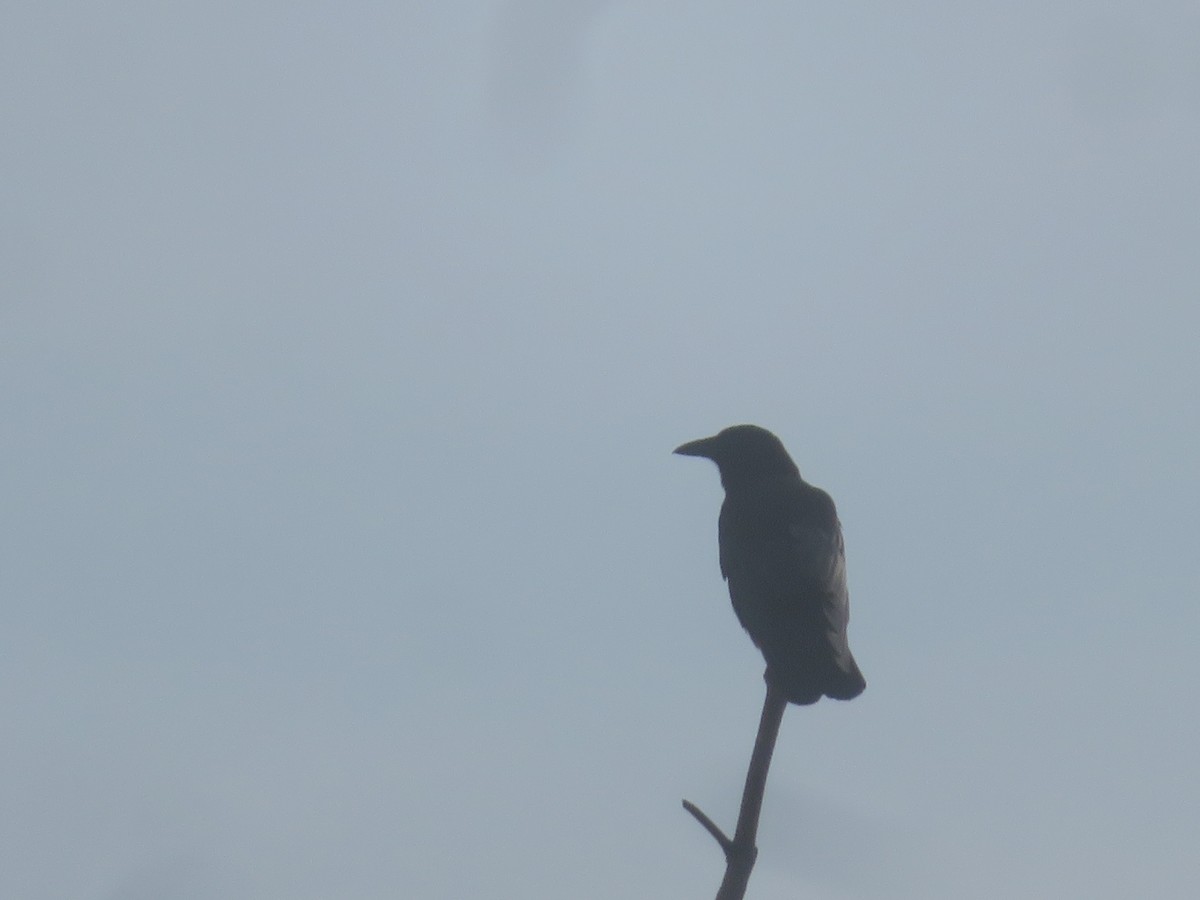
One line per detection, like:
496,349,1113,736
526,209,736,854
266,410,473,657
823,658,866,701
766,656,865,705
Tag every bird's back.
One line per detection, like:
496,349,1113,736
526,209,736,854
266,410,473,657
718,476,865,704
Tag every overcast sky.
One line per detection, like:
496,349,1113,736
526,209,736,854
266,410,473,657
3,3,1198,899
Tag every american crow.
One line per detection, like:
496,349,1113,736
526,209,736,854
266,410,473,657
675,425,865,705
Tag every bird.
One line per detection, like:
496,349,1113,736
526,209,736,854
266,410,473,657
675,425,865,705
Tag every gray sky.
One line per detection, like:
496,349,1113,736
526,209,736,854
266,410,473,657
3,3,1198,898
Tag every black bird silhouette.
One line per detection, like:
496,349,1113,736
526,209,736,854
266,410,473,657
675,425,865,705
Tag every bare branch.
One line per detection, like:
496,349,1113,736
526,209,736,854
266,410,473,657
685,682,789,900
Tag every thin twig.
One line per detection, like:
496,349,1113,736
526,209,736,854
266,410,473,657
682,799,732,854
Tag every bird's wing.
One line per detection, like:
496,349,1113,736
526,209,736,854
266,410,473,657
720,482,863,701
722,486,853,654
787,515,852,636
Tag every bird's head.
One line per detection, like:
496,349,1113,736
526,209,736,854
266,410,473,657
674,424,800,489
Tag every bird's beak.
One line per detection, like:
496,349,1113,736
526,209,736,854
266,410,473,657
674,436,717,458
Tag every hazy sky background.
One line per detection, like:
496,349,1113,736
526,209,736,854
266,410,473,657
3,3,1198,898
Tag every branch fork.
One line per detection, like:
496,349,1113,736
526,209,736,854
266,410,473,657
683,683,788,900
